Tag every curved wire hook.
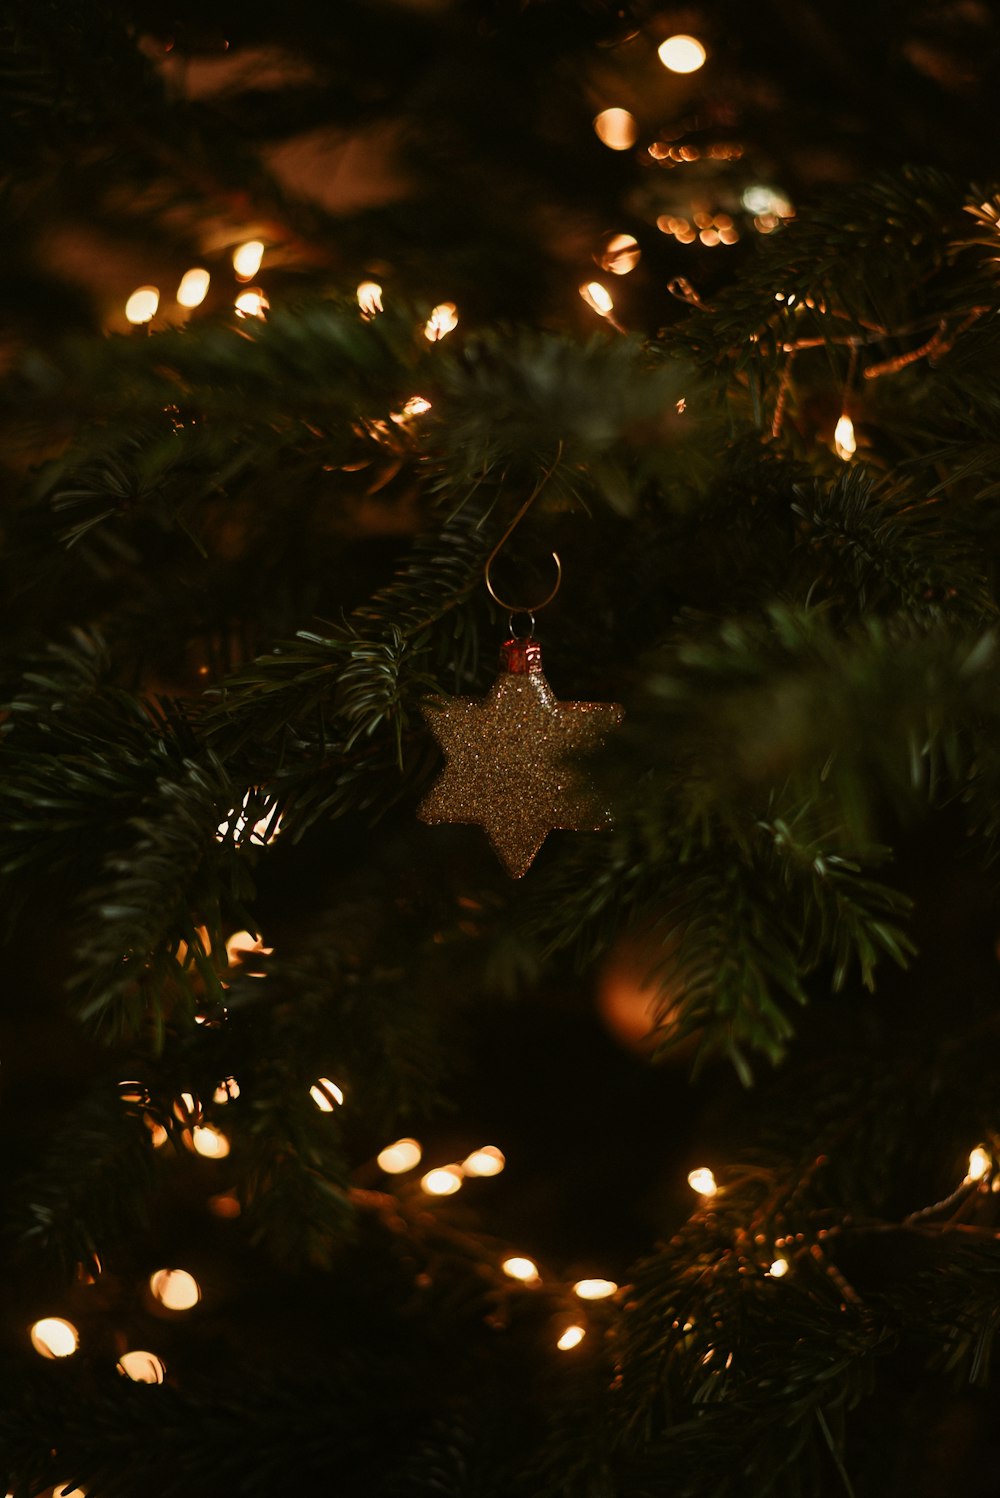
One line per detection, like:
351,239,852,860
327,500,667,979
483,455,563,617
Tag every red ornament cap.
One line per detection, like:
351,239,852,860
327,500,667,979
500,637,543,674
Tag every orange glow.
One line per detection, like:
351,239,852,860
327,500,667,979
310,1078,345,1111
834,414,856,461
118,1350,166,1383
462,1146,505,1177
30,1317,78,1358
377,1137,423,1174
213,1077,240,1104
768,1257,789,1278
176,268,210,308
235,288,269,319
191,1125,230,1159
420,1165,463,1196
424,302,458,341
580,281,614,317
967,1146,991,1182
149,1268,200,1310
232,240,264,279
687,1167,717,1196
572,1278,617,1300
502,1256,539,1282
557,1325,586,1350
599,234,641,275
657,35,707,73
357,281,384,317
125,286,159,324
593,108,637,151
209,1191,242,1219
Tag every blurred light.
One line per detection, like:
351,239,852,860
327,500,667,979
30,1317,78,1359
421,1165,463,1196
378,1137,423,1174
580,281,614,317
657,35,707,73
424,302,458,341
56,1488,87,1498
176,268,210,308
741,185,793,218
391,395,433,424
232,240,264,279
463,1146,505,1177
117,1350,166,1383
573,1278,617,1300
209,1190,242,1219
217,791,283,845
768,1257,789,1278
191,1125,230,1159
557,1325,586,1350
967,1145,991,1182
235,288,269,319
834,413,856,461
310,1078,345,1112
599,233,641,275
357,281,384,317
174,1092,200,1124
225,929,273,972
125,286,159,325
146,1118,169,1148
688,1167,717,1197
149,1268,200,1310
502,1256,539,1282
213,1077,240,1104
593,108,637,151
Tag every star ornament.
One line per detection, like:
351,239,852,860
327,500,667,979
418,637,624,877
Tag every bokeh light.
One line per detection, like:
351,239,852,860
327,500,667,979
30,1317,78,1358
117,1350,166,1383
149,1268,201,1310
593,108,637,151
572,1278,617,1300
421,1166,463,1196
657,35,707,73
377,1138,423,1174
176,268,210,308
462,1146,505,1177
557,1325,586,1350
124,286,159,325
232,240,264,279
501,1256,539,1282
310,1078,345,1111
687,1167,717,1197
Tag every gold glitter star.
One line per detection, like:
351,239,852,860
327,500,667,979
418,638,624,877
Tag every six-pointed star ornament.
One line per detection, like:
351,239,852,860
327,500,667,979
418,636,624,877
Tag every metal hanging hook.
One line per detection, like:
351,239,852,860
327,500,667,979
483,465,563,618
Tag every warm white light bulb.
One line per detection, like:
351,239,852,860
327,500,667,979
501,1256,539,1282
176,268,210,308
593,108,637,151
117,1350,166,1383
212,1077,240,1104
557,1325,586,1350
234,288,269,320
967,1145,991,1182
657,35,707,73
357,281,384,317
191,1125,230,1159
462,1146,505,1177
599,233,641,275
687,1167,717,1197
125,286,159,325
149,1268,200,1310
834,413,856,461
424,302,458,341
310,1078,345,1112
232,240,264,279
572,1278,618,1300
30,1317,78,1359
377,1137,423,1174
580,281,614,317
421,1165,464,1196
768,1257,789,1278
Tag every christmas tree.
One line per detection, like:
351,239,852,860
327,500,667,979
5,3,1000,1494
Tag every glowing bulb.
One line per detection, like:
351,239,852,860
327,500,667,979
149,1268,200,1310
768,1257,789,1278
390,394,432,424
557,1325,586,1350
232,240,264,279
357,281,384,317
572,1278,618,1300
176,268,210,308
234,288,269,319
424,302,458,341
30,1317,78,1358
967,1146,991,1182
212,1077,240,1104
502,1256,539,1282
225,930,273,971
209,1190,241,1219
174,1092,200,1124
657,35,707,73
834,413,856,461
216,791,282,845
191,1125,230,1159
599,233,640,275
310,1078,344,1111
421,1166,463,1196
580,281,614,317
742,185,793,218
593,108,637,151
117,1350,166,1383
125,286,159,325
462,1146,505,1177
687,1167,717,1197
377,1137,423,1174
146,1119,168,1148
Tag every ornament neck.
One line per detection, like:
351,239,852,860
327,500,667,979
500,637,543,675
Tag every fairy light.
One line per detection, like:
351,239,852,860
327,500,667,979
580,281,614,318
967,1145,991,1182
502,1256,539,1282
768,1257,789,1278
391,395,433,424
421,1165,464,1196
687,1167,717,1197
146,1118,168,1148
232,240,264,280
125,286,159,325
149,1268,200,1310
176,268,210,308
424,302,458,341
30,1317,78,1358
174,1092,200,1124
191,1124,230,1159
557,1325,586,1350
834,413,857,461
117,1350,166,1383
742,185,793,218
572,1278,617,1300
378,1137,423,1174
657,35,707,73
216,791,283,845
593,108,637,151
599,233,641,275
462,1146,505,1177
212,1077,240,1104
310,1078,345,1111
209,1190,242,1219
235,288,269,319
225,930,273,972
357,281,384,317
